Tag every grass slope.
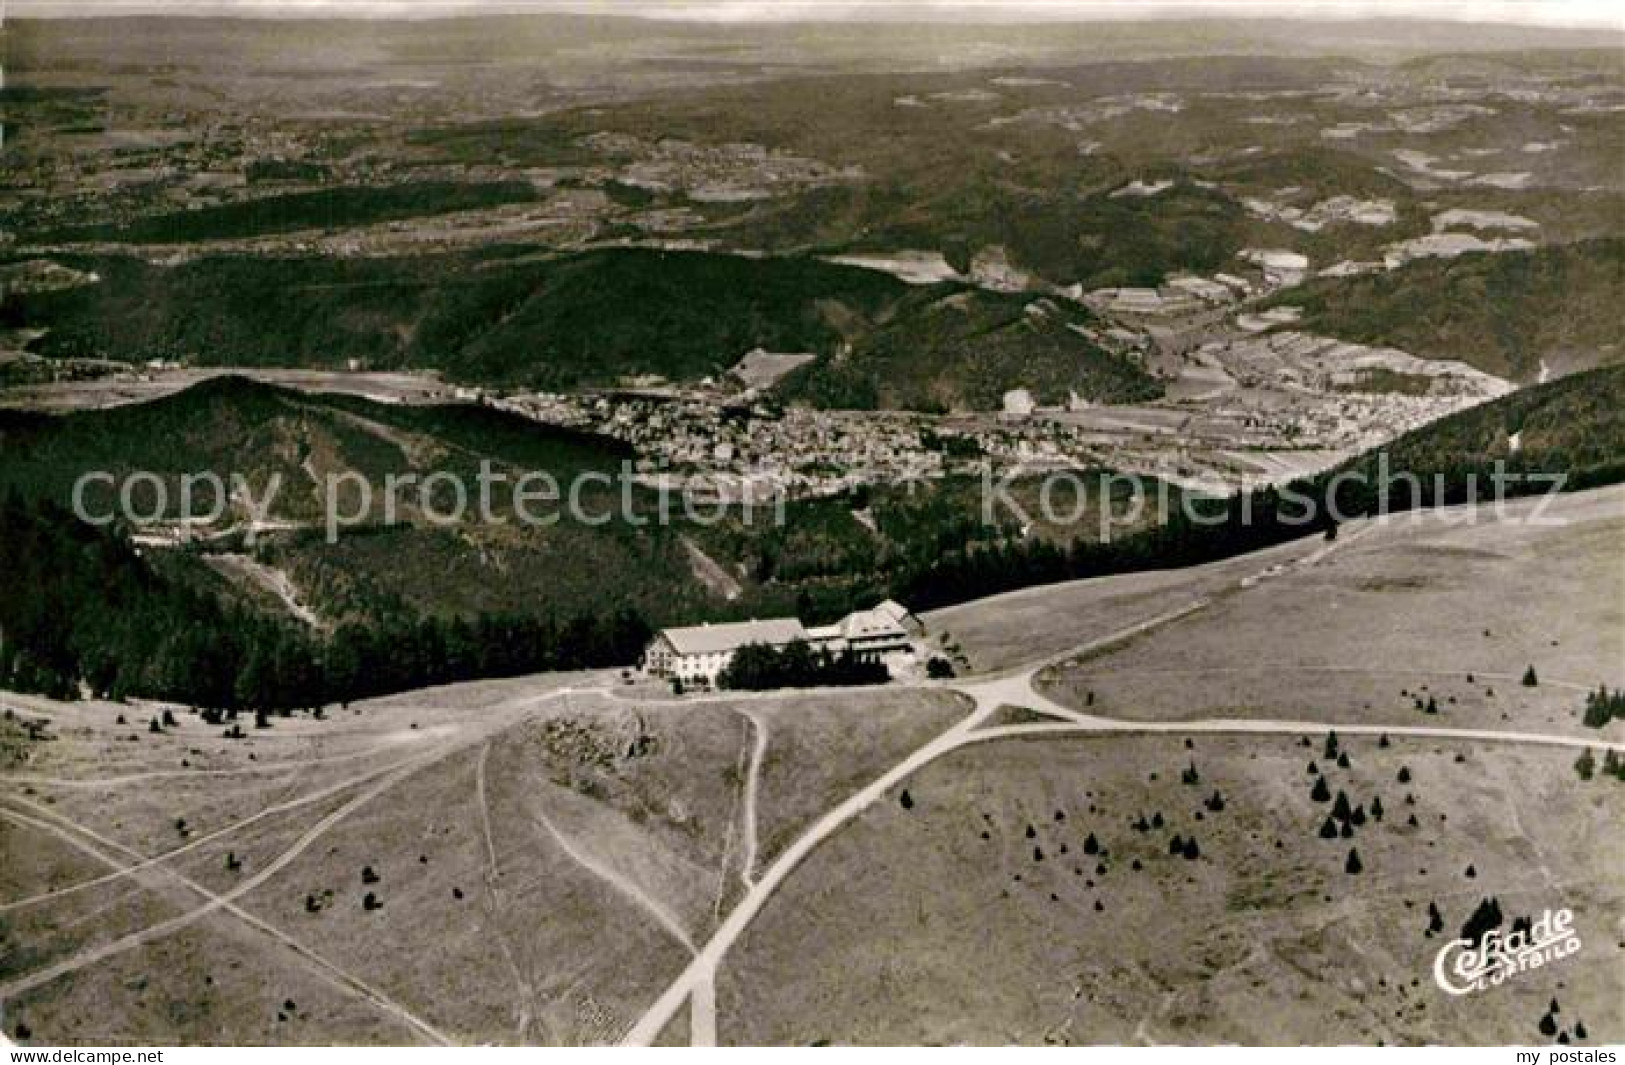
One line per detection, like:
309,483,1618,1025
722,733,1623,1045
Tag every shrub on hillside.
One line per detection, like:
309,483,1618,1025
717,640,888,691
1582,685,1625,728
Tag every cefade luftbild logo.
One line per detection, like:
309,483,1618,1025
1433,907,1582,996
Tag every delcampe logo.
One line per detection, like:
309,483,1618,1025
1433,907,1582,996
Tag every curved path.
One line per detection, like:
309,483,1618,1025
0,752,429,913
736,710,770,889
0,685,596,1038
621,515,1624,1046
618,596,1223,1046
0,767,452,1045
522,804,697,955
624,672,1625,1045
0,685,596,913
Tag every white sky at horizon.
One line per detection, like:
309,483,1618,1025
8,0,1623,30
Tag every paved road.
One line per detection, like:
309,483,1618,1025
976,717,1625,754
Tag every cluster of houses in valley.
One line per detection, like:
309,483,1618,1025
494,391,953,501
642,600,925,688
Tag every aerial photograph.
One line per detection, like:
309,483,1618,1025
0,0,1621,1049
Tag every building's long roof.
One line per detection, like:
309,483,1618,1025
660,618,809,655
840,607,910,641
873,599,919,625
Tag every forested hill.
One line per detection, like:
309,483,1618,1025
0,376,678,705
895,365,1625,610
1331,361,1625,490
4,247,1160,409
0,492,652,708
2,367,1621,712
777,287,1162,411
0,375,635,525
0,376,720,630
6,248,903,391
1269,240,1625,383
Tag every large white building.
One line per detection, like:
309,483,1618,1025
643,601,920,688
643,618,810,686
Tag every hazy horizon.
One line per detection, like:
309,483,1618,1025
9,0,1623,30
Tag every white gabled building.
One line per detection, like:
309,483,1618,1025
643,618,811,687
872,599,925,638
642,601,923,688
825,604,914,657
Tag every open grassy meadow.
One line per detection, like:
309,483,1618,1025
1036,488,1625,739
0,677,965,1044
718,732,1623,1045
